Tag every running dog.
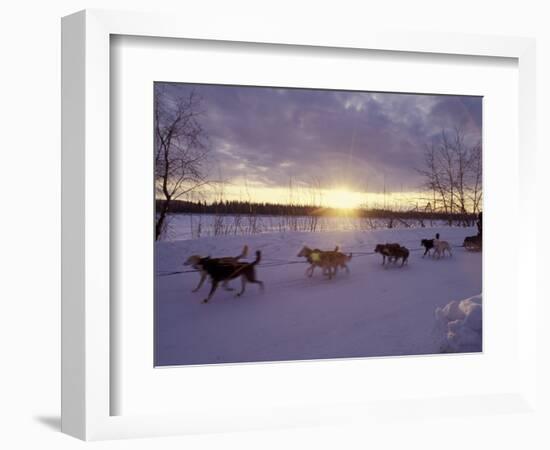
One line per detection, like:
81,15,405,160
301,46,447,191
194,251,264,303
297,245,339,279
329,251,353,276
421,239,435,257
375,243,409,266
374,243,401,265
391,246,409,266
184,245,248,292
433,239,452,258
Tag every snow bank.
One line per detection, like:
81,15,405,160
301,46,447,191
435,294,482,353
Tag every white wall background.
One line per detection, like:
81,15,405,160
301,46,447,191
0,1,548,449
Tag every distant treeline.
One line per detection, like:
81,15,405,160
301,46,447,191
156,199,478,223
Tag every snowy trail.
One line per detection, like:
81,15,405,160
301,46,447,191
155,226,482,366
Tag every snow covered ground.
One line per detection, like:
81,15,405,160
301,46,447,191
155,226,482,366
161,213,454,241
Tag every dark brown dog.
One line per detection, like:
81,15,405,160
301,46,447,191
421,239,434,257
391,246,409,266
184,245,248,292
374,243,401,265
375,243,409,266
195,251,264,303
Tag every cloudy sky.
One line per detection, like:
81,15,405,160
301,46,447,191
156,82,481,208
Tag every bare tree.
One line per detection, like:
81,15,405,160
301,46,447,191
418,140,449,214
467,142,483,214
418,128,482,222
155,86,209,240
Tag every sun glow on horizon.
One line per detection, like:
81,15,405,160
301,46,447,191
181,182,429,211
323,189,365,210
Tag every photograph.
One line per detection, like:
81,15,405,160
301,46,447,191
154,82,483,367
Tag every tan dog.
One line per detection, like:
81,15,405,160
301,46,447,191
297,245,339,279
184,245,248,292
327,251,353,276
433,239,452,258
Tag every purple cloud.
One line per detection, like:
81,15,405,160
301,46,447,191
156,83,482,193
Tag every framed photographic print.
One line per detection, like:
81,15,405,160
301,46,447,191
62,9,538,441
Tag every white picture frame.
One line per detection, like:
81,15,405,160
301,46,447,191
61,9,537,441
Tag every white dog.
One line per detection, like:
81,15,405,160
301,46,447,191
433,239,452,258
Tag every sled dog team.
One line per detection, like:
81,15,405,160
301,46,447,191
184,233,453,303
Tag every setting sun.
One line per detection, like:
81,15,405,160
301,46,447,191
324,189,364,210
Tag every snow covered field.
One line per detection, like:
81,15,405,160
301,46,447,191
161,213,455,241
155,226,482,366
